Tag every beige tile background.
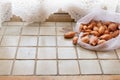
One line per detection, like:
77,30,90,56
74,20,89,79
0,22,120,76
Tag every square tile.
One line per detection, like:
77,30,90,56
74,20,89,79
0,47,16,59
57,26,73,35
58,47,77,59
1,36,19,46
38,47,56,59
77,47,97,59
4,27,21,35
59,60,79,75
40,27,56,35
100,60,120,74
79,60,102,74
36,60,57,75
56,22,72,27
40,22,55,27
22,27,39,35
16,47,36,59
39,36,56,46
0,27,6,35
24,22,39,27
13,60,35,75
57,36,74,46
97,50,117,59
115,49,120,59
19,36,37,46
7,22,23,26
0,60,13,75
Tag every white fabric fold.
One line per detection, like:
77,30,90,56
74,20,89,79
0,1,12,27
1,0,119,22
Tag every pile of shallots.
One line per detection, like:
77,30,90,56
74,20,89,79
64,20,120,46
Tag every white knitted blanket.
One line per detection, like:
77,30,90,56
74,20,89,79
1,0,119,22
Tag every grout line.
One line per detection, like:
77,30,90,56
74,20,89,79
96,51,104,75
20,35,64,36
0,59,119,60
1,74,120,76
55,22,59,75
34,22,41,75
0,34,4,43
114,49,120,60
0,35,4,46
57,74,81,76
75,46,81,75
7,22,24,26
0,25,7,46
35,74,58,76
0,35,66,36
0,46,75,47
10,22,24,75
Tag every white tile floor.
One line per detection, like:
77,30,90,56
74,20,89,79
22,27,39,35
20,36,37,46
0,22,120,76
40,27,56,35
38,47,56,59
1,36,19,46
59,60,80,75
79,60,102,74
97,51,117,59
5,27,21,35
57,36,74,46
12,60,35,75
77,47,97,59
100,60,120,74
17,47,36,59
36,60,57,75
0,47,16,59
58,47,77,59
0,60,13,75
39,36,56,46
